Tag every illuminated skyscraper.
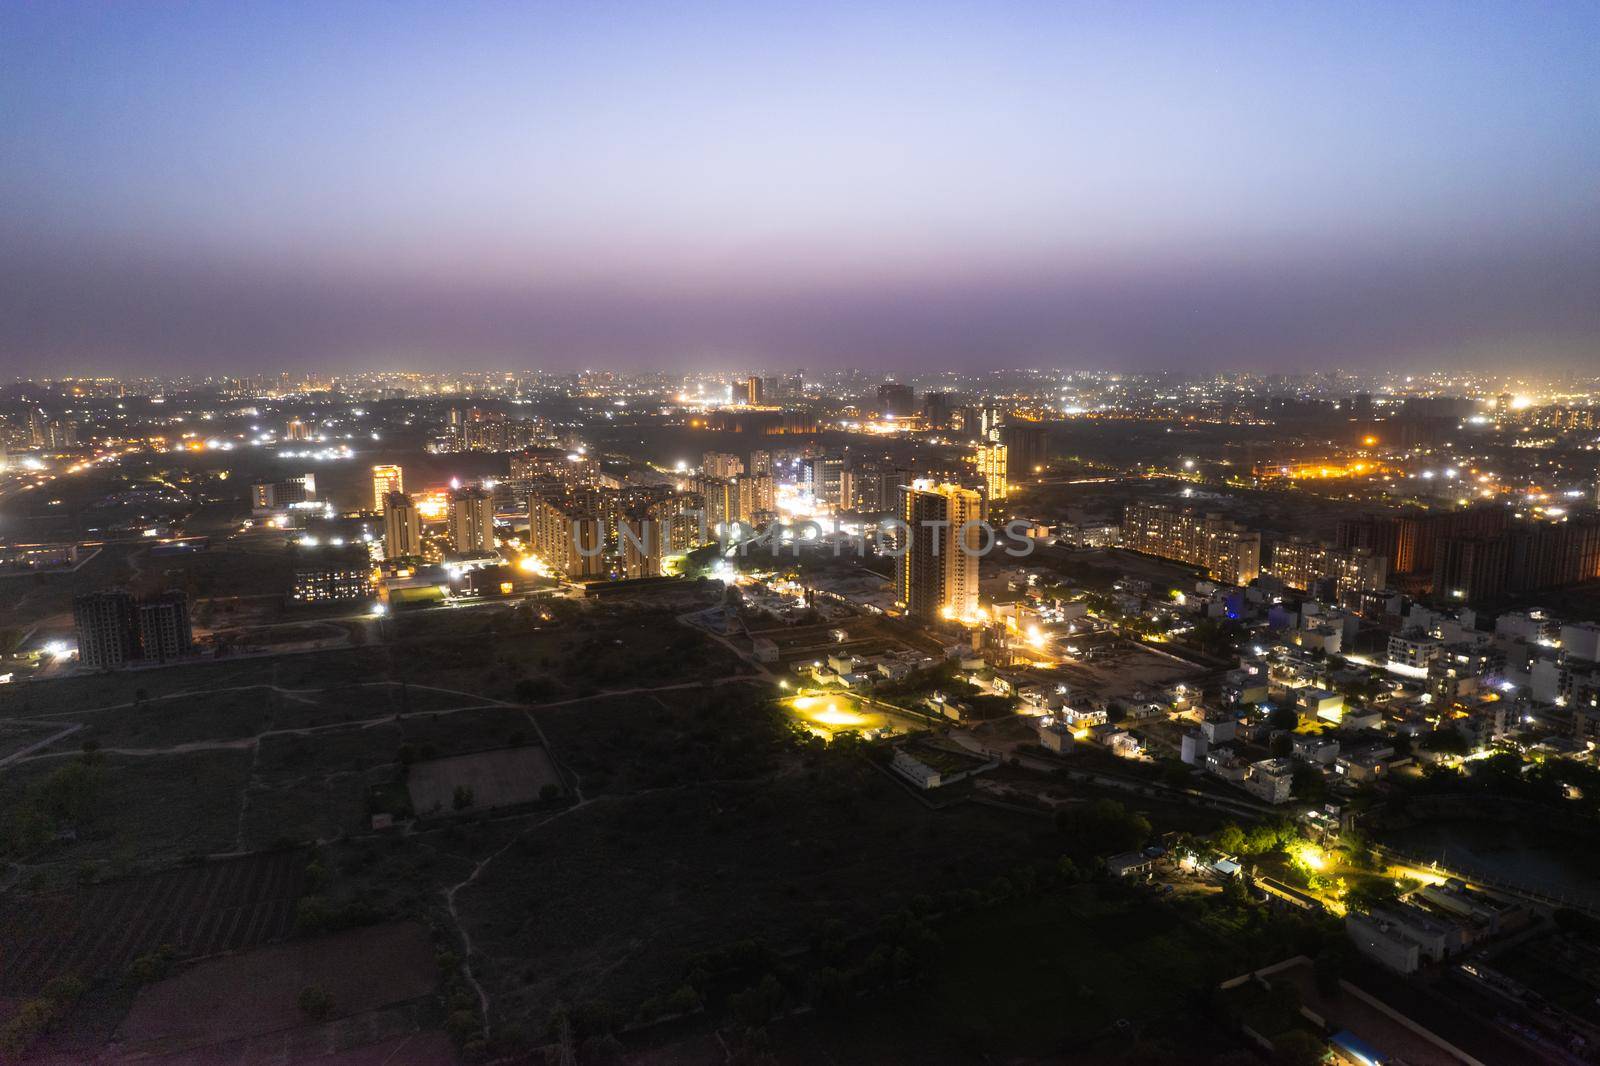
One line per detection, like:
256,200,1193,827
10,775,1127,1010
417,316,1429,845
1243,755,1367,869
744,376,764,405
973,442,1008,502
371,464,404,512
382,491,421,560
448,486,497,554
898,481,983,622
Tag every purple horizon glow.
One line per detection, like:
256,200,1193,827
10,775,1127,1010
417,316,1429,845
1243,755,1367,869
2,1,1597,373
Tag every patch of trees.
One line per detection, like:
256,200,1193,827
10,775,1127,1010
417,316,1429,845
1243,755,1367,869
0,754,105,856
1055,798,1151,857
0,975,86,1059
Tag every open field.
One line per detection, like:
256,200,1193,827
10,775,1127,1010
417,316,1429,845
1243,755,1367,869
0,849,306,994
454,747,1056,1028
115,921,441,1060
407,745,564,813
529,683,785,797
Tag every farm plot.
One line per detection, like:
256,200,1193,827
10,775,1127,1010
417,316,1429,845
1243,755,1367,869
115,921,441,1059
0,849,306,995
407,745,563,814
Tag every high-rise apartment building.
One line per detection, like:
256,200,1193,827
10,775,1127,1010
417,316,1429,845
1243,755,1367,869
618,494,707,579
382,491,422,560
973,442,1008,502
137,591,194,663
898,481,983,622
743,376,764,405
804,455,844,507
371,464,404,512
448,486,497,554
73,589,192,668
732,472,775,523
999,422,1047,475
1269,539,1388,597
877,382,914,417
73,590,140,668
530,493,609,578
702,451,745,479
1123,502,1262,585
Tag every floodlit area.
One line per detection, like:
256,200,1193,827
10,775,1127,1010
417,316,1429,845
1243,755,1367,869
784,691,914,740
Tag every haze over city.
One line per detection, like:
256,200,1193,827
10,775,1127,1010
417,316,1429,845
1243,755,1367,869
5,5,1600,1066
3,0,1598,374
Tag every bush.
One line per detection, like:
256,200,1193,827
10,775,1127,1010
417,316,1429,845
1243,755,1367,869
297,984,335,1020
125,945,177,986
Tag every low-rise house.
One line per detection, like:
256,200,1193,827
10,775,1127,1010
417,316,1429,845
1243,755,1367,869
1298,687,1345,723
1105,852,1154,879
1347,913,1422,974
1291,734,1340,765
1245,757,1295,804
1037,720,1075,753
1205,747,1250,783
1200,713,1239,745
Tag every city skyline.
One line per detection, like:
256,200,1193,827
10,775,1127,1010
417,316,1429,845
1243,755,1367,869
4,1,1598,374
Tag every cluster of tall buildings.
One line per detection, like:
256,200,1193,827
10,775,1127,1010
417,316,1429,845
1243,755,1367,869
1122,502,1263,585
72,590,193,669
377,484,497,560
429,408,551,453
1337,507,1600,601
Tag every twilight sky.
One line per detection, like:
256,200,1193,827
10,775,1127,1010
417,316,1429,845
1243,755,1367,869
2,1,1597,375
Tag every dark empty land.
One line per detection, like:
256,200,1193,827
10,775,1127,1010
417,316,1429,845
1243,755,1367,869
0,849,306,995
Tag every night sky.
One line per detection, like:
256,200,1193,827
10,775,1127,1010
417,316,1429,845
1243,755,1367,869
2,1,1597,374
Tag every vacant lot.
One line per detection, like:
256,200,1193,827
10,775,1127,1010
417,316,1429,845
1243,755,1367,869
455,750,1055,1028
0,849,306,995
407,745,564,813
1052,640,1207,702
531,683,786,797
115,921,441,1059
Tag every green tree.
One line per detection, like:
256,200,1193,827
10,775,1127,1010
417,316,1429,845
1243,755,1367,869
297,985,335,1020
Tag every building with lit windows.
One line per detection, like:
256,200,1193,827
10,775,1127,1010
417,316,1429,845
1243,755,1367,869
530,492,608,578
972,442,1008,502
448,486,497,554
898,481,983,622
382,491,422,560
251,474,316,515
371,464,403,512
1269,538,1387,597
292,548,375,603
1122,502,1261,585
702,451,744,479
805,455,844,507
